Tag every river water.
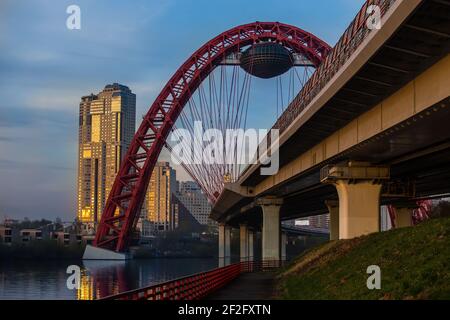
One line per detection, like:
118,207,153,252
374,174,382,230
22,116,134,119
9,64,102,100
0,258,218,300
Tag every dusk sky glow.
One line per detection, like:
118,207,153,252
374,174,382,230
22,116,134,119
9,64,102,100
0,0,365,220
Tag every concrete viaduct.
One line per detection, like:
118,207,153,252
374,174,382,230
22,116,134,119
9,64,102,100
210,0,450,264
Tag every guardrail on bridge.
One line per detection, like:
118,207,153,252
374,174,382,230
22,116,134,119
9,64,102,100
99,260,286,300
273,0,397,135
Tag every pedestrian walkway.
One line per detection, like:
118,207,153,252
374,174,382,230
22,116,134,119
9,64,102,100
206,272,277,300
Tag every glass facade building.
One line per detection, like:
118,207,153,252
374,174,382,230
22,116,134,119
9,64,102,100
141,162,178,233
77,83,136,223
177,181,213,226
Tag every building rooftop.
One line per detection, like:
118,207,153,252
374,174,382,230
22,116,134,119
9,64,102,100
104,83,131,92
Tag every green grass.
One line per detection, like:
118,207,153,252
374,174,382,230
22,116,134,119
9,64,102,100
276,217,450,300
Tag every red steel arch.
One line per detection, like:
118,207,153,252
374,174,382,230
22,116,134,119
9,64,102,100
94,21,331,252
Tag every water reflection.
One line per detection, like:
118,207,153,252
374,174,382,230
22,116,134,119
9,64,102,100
78,260,128,300
78,268,94,300
0,258,217,300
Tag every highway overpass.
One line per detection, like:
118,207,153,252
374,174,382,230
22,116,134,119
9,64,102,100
211,0,450,262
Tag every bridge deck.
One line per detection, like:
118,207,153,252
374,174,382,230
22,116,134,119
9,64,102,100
206,272,277,300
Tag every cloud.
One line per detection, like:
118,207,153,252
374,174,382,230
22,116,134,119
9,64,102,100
0,0,365,220
24,91,81,113
0,158,74,172
0,105,74,128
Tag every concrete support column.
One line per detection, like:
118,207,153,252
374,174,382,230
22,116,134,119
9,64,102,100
281,232,287,261
395,207,413,228
335,181,382,239
239,224,249,262
322,162,389,240
325,200,339,241
257,197,283,262
248,230,254,261
218,223,231,267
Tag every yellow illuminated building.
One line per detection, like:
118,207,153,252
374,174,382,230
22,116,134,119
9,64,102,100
77,83,136,223
142,162,178,233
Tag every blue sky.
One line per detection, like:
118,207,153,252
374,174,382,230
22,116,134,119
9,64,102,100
0,0,365,220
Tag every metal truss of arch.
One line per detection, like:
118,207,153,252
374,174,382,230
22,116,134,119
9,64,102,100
94,21,331,252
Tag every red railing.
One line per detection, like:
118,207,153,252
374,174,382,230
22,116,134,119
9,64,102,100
99,260,285,300
273,0,397,134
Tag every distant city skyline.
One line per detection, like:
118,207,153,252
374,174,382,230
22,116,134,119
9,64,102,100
0,0,365,220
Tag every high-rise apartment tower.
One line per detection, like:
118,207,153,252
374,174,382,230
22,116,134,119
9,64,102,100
177,181,213,226
77,83,136,223
141,162,178,233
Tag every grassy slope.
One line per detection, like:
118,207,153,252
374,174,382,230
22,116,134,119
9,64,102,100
276,217,450,300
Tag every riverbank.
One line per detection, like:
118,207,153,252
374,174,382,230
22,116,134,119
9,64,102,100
0,241,85,260
0,241,217,260
276,217,450,300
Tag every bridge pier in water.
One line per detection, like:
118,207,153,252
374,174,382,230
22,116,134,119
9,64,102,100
82,245,130,260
